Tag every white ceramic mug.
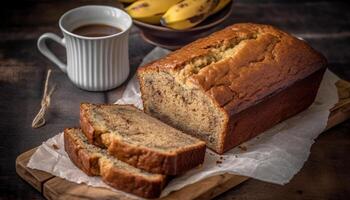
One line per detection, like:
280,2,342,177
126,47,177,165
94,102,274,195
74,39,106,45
38,5,132,91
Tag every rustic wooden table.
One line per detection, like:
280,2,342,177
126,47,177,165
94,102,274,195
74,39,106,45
1,0,349,199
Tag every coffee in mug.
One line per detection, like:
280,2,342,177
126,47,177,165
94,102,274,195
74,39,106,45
37,5,132,91
72,24,123,37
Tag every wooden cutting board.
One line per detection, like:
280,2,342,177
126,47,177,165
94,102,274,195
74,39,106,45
16,80,350,200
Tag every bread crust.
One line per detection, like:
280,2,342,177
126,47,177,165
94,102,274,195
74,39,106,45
138,23,326,114
138,23,327,154
220,68,325,153
64,128,100,176
80,103,206,175
64,128,167,198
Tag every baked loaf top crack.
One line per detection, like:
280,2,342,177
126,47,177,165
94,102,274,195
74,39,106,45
139,23,327,115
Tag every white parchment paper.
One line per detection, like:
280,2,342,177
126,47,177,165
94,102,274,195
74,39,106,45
28,47,340,198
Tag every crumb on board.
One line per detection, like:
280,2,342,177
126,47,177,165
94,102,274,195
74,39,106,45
238,145,247,151
52,144,59,150
216,160,222,164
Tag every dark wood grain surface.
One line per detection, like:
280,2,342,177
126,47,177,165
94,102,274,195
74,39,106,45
0,0,349,199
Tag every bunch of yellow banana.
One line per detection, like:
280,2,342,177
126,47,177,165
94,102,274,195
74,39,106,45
124,0,232,30
125,0,183,24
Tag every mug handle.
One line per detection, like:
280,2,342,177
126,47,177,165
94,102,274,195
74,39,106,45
37,33,67,73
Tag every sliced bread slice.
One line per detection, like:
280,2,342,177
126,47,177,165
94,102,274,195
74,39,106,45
64,128,167,198
80,103,206,175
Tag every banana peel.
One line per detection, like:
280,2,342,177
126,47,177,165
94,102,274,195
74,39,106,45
162,14,207,30
162,0,218,24
128,0,231,29
126,0,182,18
134,14,162,24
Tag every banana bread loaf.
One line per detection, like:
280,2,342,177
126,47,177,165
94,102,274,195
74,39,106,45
64,128,167,198
137,23,327,154
80,103,206,175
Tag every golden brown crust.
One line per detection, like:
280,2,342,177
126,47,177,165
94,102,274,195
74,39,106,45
80,103,206,175
100,161,167,199
138,23,327,154
64,128,100,176
64,128,167,198
106,138,206,175
79,106,105,148
139,23,327,115
219,68,325,153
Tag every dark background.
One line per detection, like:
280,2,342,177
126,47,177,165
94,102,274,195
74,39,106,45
0,0,349,199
